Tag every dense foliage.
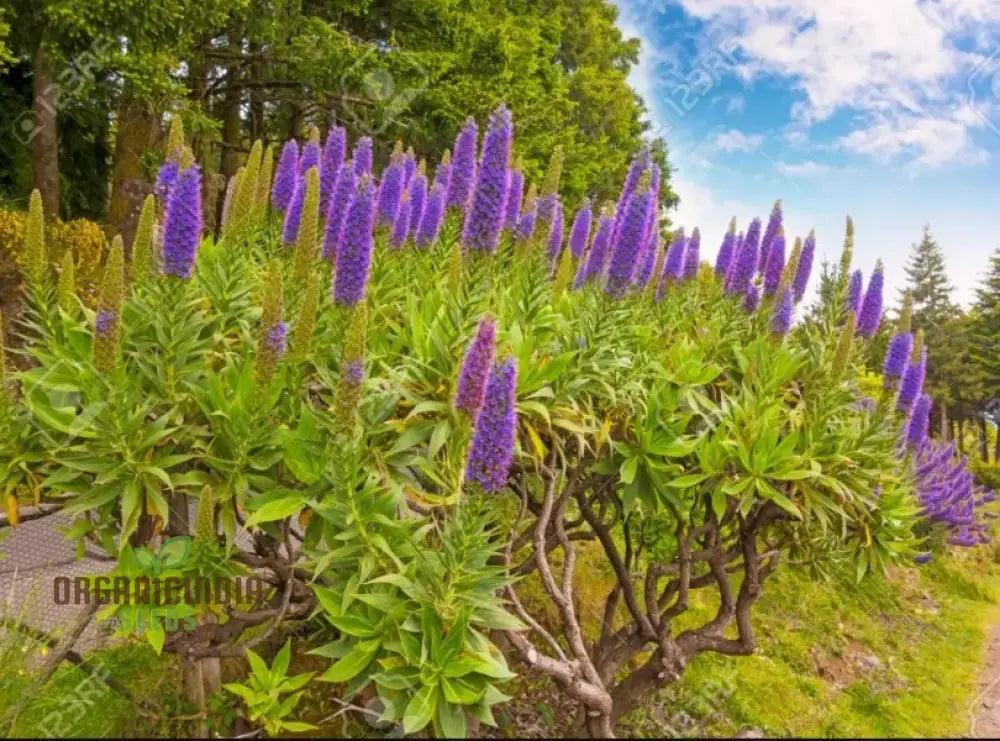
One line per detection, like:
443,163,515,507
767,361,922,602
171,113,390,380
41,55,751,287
0,106,988,738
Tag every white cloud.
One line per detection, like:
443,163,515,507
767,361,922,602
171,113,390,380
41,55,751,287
775,160,830,176
713,129,764,152
726,95,746,113
659,0,1000,166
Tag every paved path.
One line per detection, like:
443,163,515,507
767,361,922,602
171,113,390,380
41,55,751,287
972,619,1000,737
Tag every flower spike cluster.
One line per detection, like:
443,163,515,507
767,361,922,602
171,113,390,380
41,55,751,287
465,357,518,494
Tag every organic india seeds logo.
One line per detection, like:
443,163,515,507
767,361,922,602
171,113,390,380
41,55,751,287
52,536,267,638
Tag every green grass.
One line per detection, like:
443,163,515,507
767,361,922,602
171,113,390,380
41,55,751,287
625,552,1000,738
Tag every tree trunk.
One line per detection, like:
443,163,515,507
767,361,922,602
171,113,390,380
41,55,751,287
248,40,265,142
107,99,159,248
940,403,949,441
32,44,60,219
979,416,989,461
955,419,964,455
219,40,243,181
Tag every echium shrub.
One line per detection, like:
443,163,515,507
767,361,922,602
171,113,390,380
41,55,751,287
3,105,927,740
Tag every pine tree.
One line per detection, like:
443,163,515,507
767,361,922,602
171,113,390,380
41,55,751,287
971,245,1000,458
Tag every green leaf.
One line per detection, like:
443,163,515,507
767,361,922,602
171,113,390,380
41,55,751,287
437,699,468,738
158,536,191,568
403,683,439,734
319,639,380,684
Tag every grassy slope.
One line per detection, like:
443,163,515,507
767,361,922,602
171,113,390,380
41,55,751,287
623,551,1000,738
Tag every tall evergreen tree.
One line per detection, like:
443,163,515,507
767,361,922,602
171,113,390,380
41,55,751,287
972,245,1000,458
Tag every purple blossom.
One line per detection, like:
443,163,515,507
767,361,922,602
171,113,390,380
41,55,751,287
415,183,445,248
433,157,452,196
504,170,524,231
605,188,651,298
95,310,116,336
391,194,411,249
154,160,179,201
857,263,884,338
403,153,417,188
546,201,564,261
465,357,518,494
683,227,701,280
905,393,932,449
743,283,760,313
793,232,815,302
333,178,376,308
343,358,365,385
282,176,306,245
514,202,537,242
320,126,347,215
463,104,513,253
914,553,932,564
352,137,373,176
883,332,914,385
613,149,650,242
568,199,593,260
162,165,203,279
272,140,299,212
323,166,357,261
448,117,478,212
726,219,760,294
771,286,793,336
299,140,321,175
759,201,782,273
455,317,496,414
636,228,659,288
715,229,736,279
762,232,785,296
847,270,864,316
661,228,686,286
266,321,288,357
897,348,927,413
407,172,428,235
376,156,406,228
575,212,615,288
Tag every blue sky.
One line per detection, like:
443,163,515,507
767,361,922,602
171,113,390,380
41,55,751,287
612,0,1000,306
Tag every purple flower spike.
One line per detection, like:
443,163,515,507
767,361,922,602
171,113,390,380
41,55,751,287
662,228,686,285
743,283,760,313
546,201,564,261
771,286,793,336
433,157,452,196
847,270,864,316
272,140,299,212
614,149,650,241
793,232,815,302
299,139,321,175
637,228,659,288
857,262,884,338
320,126,347,215
763,231,785,296
715,229,736,279
352,137,373,176
155,160,179,201
408,171,428,235
606,188,651,298
333,178,377,308
323,166,357,261
282,176,306,245
905,393,932,449
515,204,537,242
463,104,513,253
883,332,914,385
897,348,927,413
575,212,615,288
914,552,932,565
376,156,406,228
760,200,782,273
403,153,417,187
416,183,445,248
162,165,203,279
504,170,524,231
455,317,496,414
726,220,760,294
683,227,701,280
391,193,411,249
465,357,518,494
448,117,479,212
568,199,593,260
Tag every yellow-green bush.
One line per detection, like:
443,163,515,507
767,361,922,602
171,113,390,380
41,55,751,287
0,208,107,304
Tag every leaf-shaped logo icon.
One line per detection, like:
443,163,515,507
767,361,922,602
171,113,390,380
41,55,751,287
134,546,158,573
158,536,191,569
